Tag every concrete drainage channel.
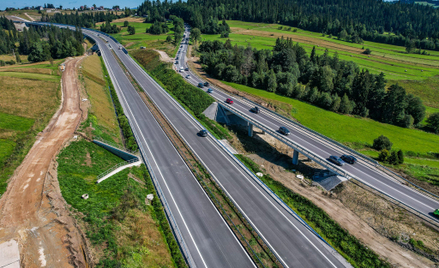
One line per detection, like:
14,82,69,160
113,52,282,268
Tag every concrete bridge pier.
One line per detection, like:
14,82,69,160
248,123,254,137
292,150,299,165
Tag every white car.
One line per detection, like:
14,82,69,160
185,75,191,79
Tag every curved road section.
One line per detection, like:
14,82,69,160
177,27,439,224
91,29,351,267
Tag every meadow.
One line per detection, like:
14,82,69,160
0,60,62,194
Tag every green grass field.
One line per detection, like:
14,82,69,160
222,81,439,154
0,139,15,168
0,112,34,131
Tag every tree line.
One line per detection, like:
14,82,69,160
41,11,124,28
199,38,426,128
0,16,19,55
18,25,84,62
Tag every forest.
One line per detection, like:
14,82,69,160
136,0,439,51
199,38,426,128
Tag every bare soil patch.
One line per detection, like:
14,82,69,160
154,49,173,63
0,56,90,268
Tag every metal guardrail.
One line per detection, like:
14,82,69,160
96,158,138,181
98,39,196,267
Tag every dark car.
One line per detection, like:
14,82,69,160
226,98,234,104
185,67,189,71
328,155,345,166
434,209,439,218
279,126,290,135
175,61,179,64
340,154,357,164
176,56,179,60
204,82,209,86
207,88,213,93
198,83,204,88
199,129,208,137
250,107,259,114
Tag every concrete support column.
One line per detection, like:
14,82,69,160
292,150,299,165
248,123,254,137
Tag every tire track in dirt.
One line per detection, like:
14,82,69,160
0,56,90,268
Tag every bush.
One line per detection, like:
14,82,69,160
378,149,390,162
373,135,392,151
426,112,439,133
397,149,404,164
363,48,372,55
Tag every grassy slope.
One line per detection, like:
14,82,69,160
57,140,175,267
80,54,122,145
222,81,439,154
201,20,439,108
0,62,61,194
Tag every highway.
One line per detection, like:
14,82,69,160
30,21,352,267
93,29,350,267
176,27,439,223
74,26,256,267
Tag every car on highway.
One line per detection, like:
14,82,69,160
176,56,179,60
279,126,290,135
185,67,189,71
185,75,191,79
207,88,213,93
175,61,179,64
226,98,234,104
204,82,209,86
250,107,259,114
181,45,183,48
328,155,345,166
198,83,204,88
434,209,439,218
199,129,208,137
340,154,357,164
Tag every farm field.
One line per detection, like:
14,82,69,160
102,18,177,55
0,60,62,194
201,20,439,107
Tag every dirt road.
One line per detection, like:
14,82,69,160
0,56,88,267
